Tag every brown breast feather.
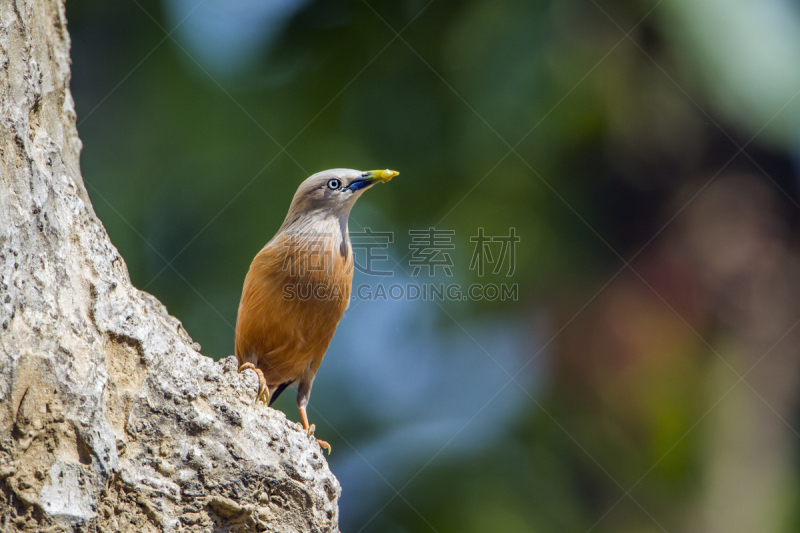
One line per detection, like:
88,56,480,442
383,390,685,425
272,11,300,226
235,229,353,386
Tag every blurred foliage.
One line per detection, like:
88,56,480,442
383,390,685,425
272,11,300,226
66,0,800,531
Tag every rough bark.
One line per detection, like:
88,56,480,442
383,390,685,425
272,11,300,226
0,1,340,531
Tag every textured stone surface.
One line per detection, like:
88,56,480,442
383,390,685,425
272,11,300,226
0,1,340,531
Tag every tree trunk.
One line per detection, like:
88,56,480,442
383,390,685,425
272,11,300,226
0,1,340,531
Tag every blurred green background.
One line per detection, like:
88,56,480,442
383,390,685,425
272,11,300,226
66,0,800,531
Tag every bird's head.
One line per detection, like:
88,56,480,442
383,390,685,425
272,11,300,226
283,168,399,226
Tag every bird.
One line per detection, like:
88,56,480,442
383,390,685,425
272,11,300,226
235,168,398,454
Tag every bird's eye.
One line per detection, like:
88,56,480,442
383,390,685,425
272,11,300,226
327,178,341,190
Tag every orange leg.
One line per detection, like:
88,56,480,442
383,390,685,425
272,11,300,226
299,405,331,455
238,363,269,405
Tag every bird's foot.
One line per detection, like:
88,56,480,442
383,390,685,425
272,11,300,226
316,439,332,455
301,423,332,455
239,363,269,405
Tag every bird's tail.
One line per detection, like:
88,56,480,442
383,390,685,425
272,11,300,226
269,380,295,406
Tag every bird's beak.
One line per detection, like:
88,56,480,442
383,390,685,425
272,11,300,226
367,169,399,182
346,169,399,192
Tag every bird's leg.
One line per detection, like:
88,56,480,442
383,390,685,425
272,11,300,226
238,362,269,405
298,404,331,455
297,377,331,454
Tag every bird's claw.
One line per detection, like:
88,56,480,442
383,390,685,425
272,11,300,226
239,363,269,405
255,384,269,405
316,439,332,455
299,423,331,454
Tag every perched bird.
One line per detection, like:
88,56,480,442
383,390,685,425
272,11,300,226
235,168,398,453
